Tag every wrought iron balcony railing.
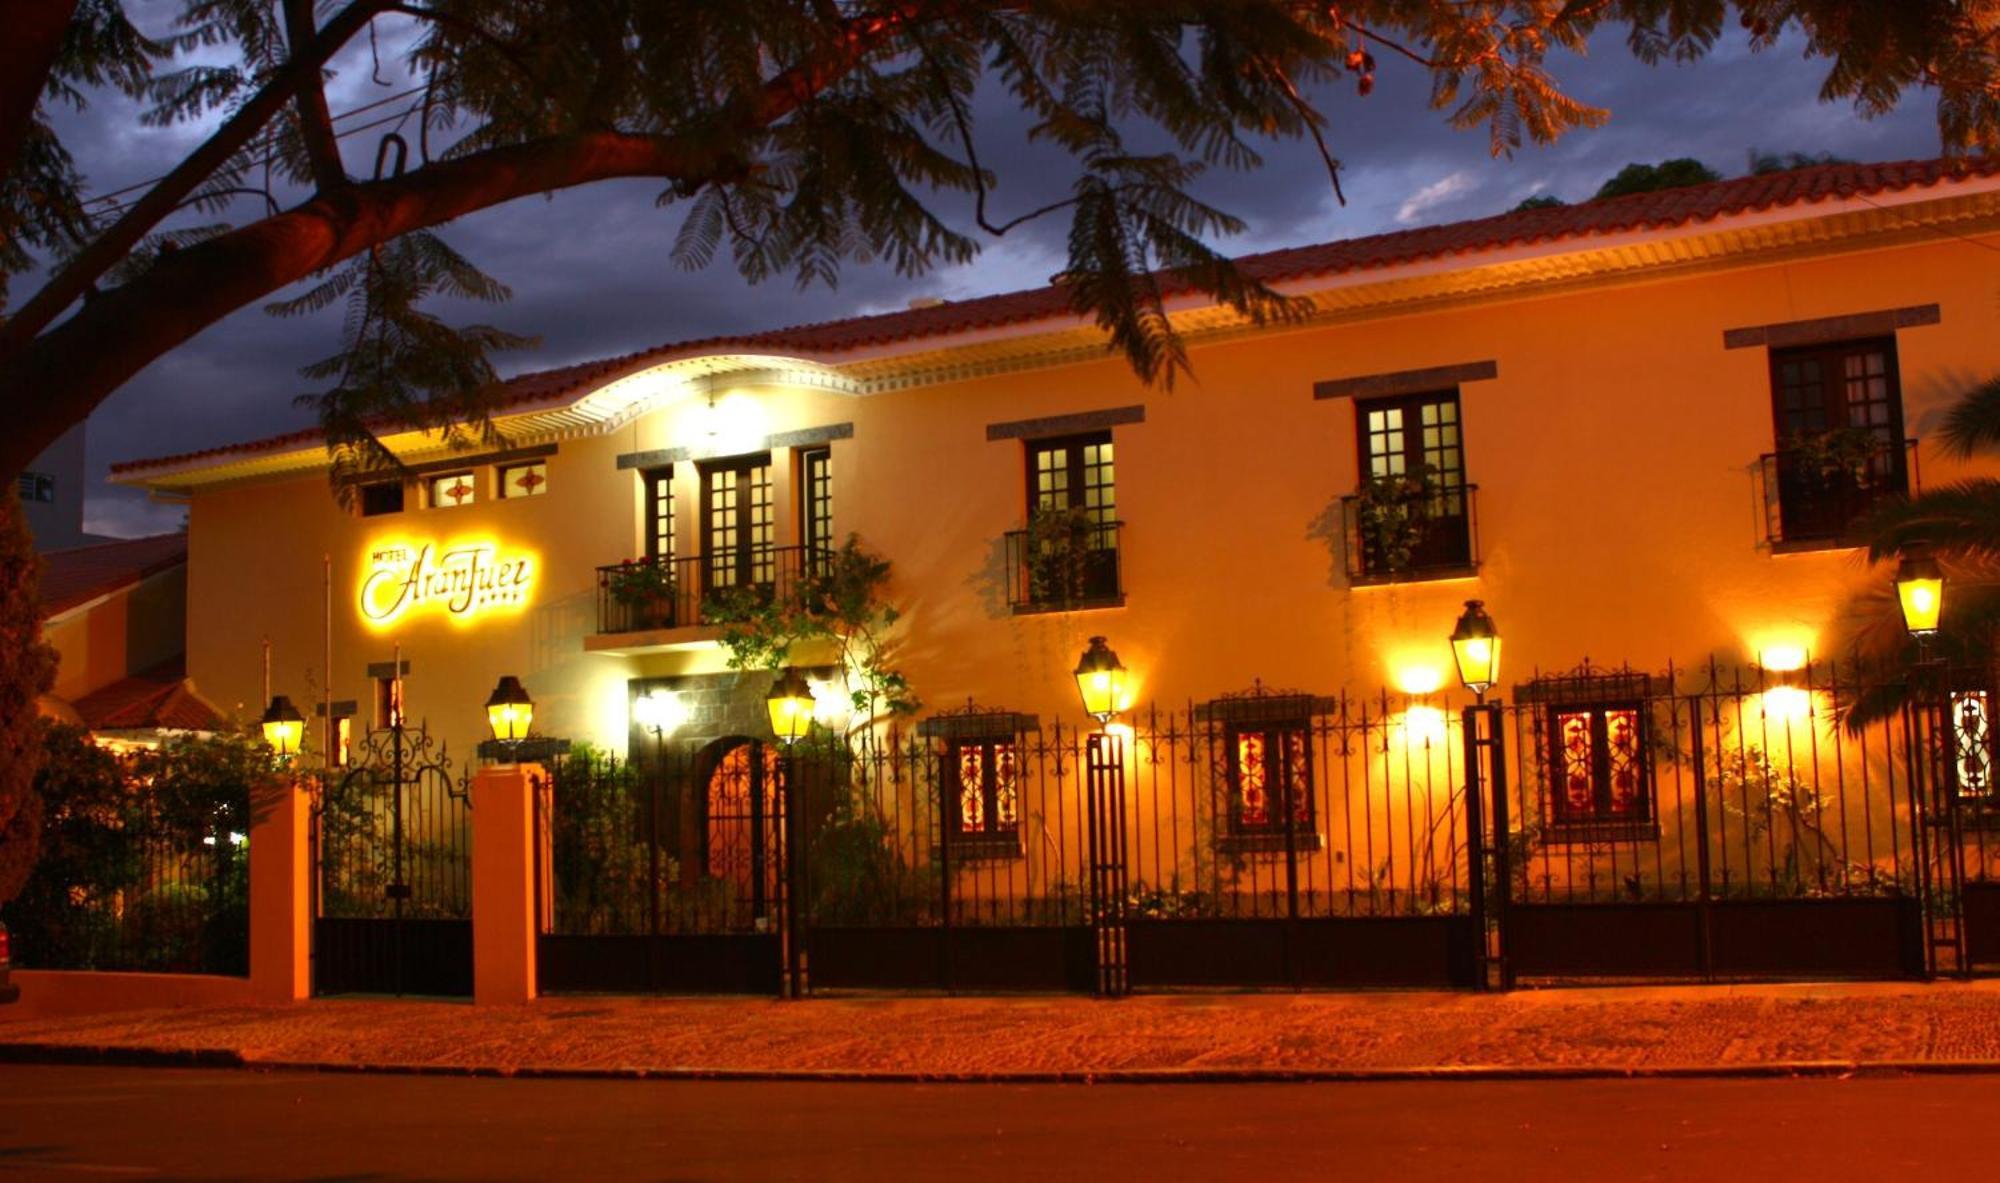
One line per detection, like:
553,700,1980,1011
597,544,828,635
1004,519,1124,613
1339,483,1479,585
1759,437,1916,549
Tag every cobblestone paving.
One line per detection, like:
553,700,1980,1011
8,981,2000,1075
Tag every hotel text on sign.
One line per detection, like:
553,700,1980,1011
360,541,535,627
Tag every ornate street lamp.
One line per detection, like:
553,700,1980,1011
1895,552,1944,641
1450,600,1501,703
484,675,535,749
260,695,305,760
766,667,814,746
1073,635,1128,725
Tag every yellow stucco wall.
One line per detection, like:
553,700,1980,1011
47,566,187,703
179,229,2000,765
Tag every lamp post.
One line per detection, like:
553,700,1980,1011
260,695,305,762
484,675,535,763
1071,636,1133,996
1895,549,1962,976
1448,600,1509,991
765,668,815,999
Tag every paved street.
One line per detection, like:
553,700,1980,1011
1,1065,1996,1180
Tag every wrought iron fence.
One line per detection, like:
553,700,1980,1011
1003,520,1124,613
596,544,827,634
317,724,471,922
541,744,788,937
4,785,248,975
1758,437,1917,547
1340,483,1480,584
1503,660,1918,907
532,660,1958,992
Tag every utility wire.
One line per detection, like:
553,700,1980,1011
80,84,427,207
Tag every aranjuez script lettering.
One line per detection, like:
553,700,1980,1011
360,542,534,625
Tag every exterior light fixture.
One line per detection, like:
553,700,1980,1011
1895,552,1944,641
260,695,305,759
1450,600,1501,701
1073,636,1128,724
632,688,685,737
766,667,814,746
484,675,535,746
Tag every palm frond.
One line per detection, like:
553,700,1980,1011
1939,375,2000,459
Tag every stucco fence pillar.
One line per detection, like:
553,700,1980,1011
249,771,313,1002
471,763,544,1006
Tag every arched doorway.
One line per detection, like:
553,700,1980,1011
696,737,785,929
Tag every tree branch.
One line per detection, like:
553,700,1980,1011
0,0,943,479
284,0,350,190
0,0,390,360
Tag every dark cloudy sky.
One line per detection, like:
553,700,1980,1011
55,12,1945,537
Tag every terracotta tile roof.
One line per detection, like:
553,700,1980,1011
111,156,1999,478
40,533,189,615
71,658,223,734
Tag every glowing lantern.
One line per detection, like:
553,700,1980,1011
766,667,814,746
1895,553,1944,640
1450,600,1501,700
484,675,535,745
260,695,305,759
1073,636,1129,724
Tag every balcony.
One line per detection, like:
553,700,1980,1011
1759,436,1916,551
1340,483,1479,585
596,545,826,637
1004,519,1124,613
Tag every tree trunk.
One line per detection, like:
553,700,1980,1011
0,0,77,180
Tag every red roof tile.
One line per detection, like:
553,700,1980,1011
112,156,1999,478
71,659,223,733
40,533,189,615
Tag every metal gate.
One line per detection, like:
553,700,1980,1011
314,717,473,996
537,737,794,994
798,710,1100,993
1483,662,1925,983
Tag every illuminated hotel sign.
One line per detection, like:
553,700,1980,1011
359,540,536,627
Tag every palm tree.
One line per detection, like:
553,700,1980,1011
1830,375,2000,729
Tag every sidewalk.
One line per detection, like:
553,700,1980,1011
9,980,2000,1081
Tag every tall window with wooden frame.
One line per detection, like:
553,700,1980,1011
1524,669,1658,842
701,454,774,594
643,466,674,563
1347,390,1472,580
1766,337,1910,545
797,446,833,564
1016,431,1121,609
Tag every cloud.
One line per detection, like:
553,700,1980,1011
1394,171,1476,225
